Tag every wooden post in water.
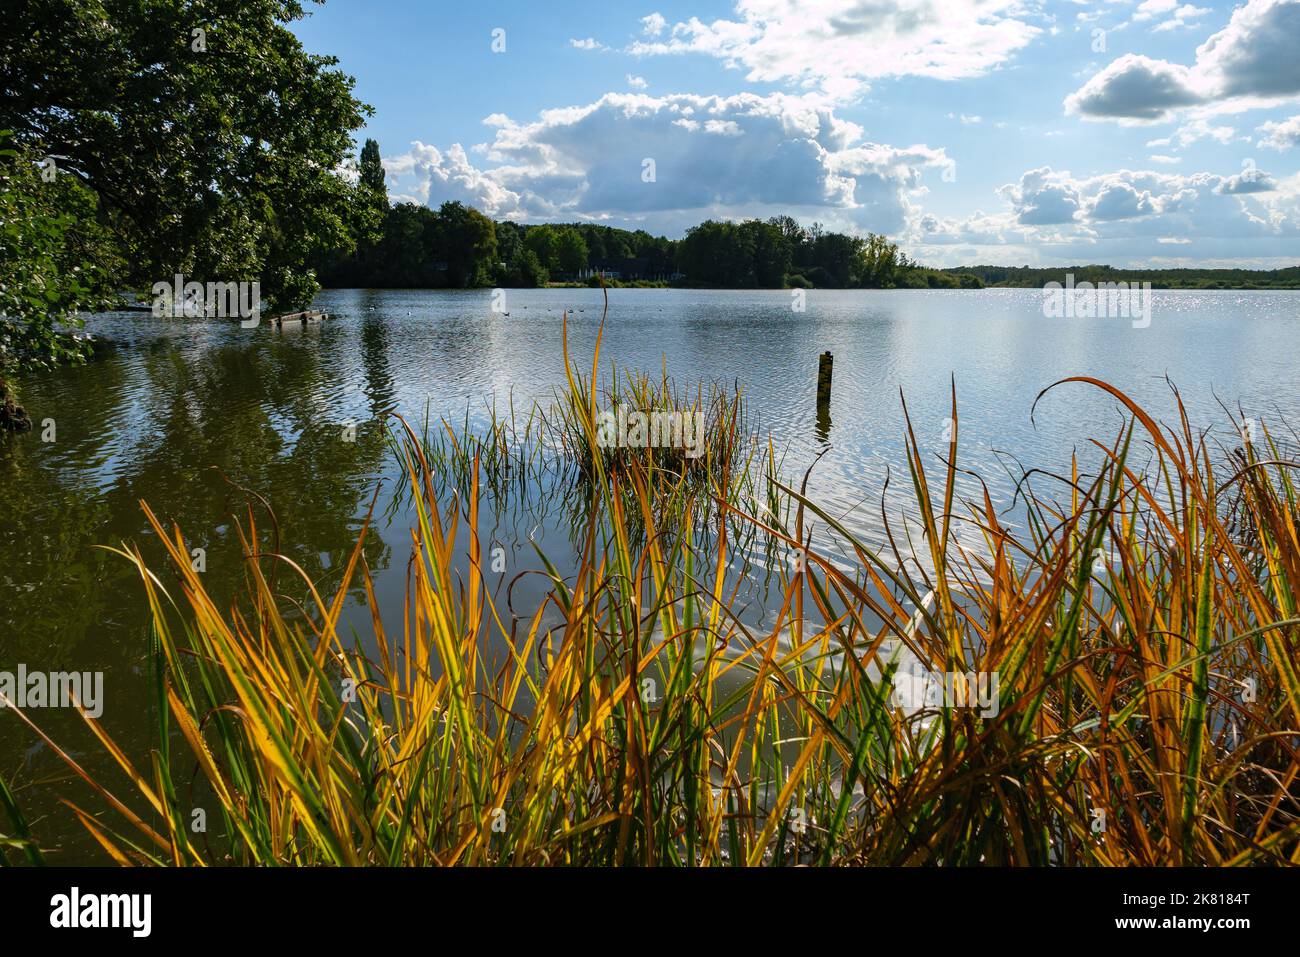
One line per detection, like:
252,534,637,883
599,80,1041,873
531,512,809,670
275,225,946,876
816,352,833,405
815,351,833,440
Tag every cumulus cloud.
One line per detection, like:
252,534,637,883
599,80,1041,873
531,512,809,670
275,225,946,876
1257,115,1300,150
1151,5,1212,32
910,163,1300,265
641,12,668,37
624,0,1041,96
1090,181,1159,220
1132,0,1180,23
570,37,606,50
382,92,953,236
1196,0,1300,99
1216,169,1278,193
990,165,1287,235
382,143,525,215
1064,54,1204,122
1067,0,1300,121
997,168,1085,225
626,74,649,89
1168,117,1237,147
1131,0,1211,32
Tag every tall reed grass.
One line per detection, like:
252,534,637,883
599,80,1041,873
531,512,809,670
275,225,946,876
6,319,1300,866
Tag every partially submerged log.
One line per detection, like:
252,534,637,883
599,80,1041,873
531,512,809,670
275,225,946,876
271,310,327,328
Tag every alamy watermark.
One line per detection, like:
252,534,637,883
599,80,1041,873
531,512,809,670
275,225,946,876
50,887,150,937
595,407,704,459
0,665,104,718
891,668,1000,718
1042,274,1152,329
151,273,261,327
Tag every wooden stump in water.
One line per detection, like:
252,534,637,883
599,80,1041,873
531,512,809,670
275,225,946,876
815,351,833,440
816,351,833,405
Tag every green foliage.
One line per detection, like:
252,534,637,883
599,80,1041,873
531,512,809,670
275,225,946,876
675,216,956,289
438,201,498,287
1,0,373,315
358,138,387,198
503,247,548,287
555,227,588,276
321,200,498,288
0,138,116,370
524,224,561,274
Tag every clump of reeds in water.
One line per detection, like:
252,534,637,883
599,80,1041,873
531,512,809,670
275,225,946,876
6,353,1300,865
410,310,768,555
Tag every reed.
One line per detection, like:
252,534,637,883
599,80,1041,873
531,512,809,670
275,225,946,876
11,326,1300,866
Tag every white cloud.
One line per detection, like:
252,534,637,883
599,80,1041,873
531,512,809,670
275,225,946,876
1169,117,1236,146
912,164,1300,265
1216,169,1278,193
641,12,668,37
1067,0,1300,121
1089,180,1158,220
997,167,1084,225
625,0,1041,96
1064,54,1204,122
1257,114,1300,150
383,92,953,236
1132,0,1180,23
938,165,1287,235
1131,0,1210,31
383,143,526,215
570,37,606,50
627,74,649,89
1151,5,1212,32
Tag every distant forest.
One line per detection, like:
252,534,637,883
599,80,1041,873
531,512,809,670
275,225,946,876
315,141,1299,293
315,139,981,291
942,265,1300,290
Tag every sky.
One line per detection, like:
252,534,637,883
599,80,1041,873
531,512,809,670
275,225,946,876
291,0,1300,269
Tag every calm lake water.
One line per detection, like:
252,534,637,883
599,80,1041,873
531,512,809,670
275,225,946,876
3,286,1298,861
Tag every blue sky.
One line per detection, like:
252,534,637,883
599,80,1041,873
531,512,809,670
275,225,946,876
293,0,1300,268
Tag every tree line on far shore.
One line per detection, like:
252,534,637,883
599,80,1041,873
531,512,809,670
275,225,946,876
946,263,1300,290
315,140,981,292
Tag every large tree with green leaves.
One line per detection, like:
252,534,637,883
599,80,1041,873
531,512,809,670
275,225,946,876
0,0,372,325
1,137,118,373
436,201,497,288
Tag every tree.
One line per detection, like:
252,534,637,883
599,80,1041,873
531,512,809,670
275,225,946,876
524,225,560,274
0,138,116,372
741,219,791,287
555,227,588,277
436,202,497,288
358,139,387,198
504,248,547,287
678,221,729,284
0,0,372,314
859,233,900,287
811,232,863,288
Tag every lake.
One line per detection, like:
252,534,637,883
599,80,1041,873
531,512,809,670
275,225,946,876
3,286,1298,861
